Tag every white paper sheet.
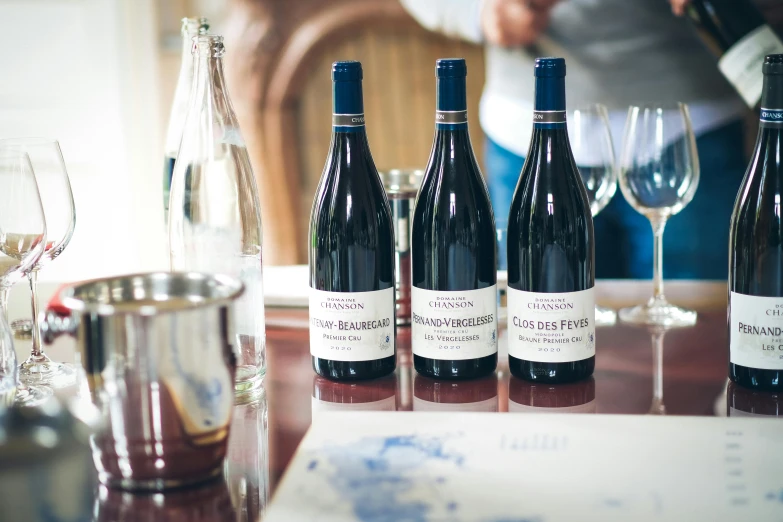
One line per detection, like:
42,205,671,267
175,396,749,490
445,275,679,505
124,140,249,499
266,412,783,522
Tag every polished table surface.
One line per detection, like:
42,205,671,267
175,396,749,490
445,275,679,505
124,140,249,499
24,281,783,521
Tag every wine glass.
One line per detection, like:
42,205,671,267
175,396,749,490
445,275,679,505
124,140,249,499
568,104,618,326
617,103,700,327
647,326,667,415
0,139,77,387
0,150,52,406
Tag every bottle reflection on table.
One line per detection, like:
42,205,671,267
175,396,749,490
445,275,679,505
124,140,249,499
224,386,269,522
508,377,596,414
727,381,782,417
94,478,236,521
311,374,398,417
412,374,498,412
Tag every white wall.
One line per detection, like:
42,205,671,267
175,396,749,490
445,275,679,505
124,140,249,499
0,0,168,283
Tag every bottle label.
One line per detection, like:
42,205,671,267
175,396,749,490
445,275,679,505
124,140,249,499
508,399,597,414
312,396,396,416
760,108,783,128
413,396,498,412
435,110,468,126
507,287,596,362
533,110,566,128
309,287,395,361
332,113,365,127
730,291,783,370
411,285,498,360
719,25,783,108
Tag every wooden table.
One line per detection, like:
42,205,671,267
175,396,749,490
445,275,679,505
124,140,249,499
37,281,783,520
264,296,733,493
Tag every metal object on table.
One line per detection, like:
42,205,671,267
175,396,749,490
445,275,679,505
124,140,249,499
0,399,96,521
44,272,244,491
10,319,32,341
379,169,424,326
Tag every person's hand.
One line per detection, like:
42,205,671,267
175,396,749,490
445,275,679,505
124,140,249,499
669,0,690,16
481,0,559,48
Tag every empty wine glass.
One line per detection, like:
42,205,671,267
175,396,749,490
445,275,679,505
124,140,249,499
0,150,52,406
617,103,700,327
648,326,667,415
0,139,77,387
568,104,618,326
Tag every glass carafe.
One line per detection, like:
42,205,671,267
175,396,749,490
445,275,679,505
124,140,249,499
163,17,209,224
169,34,266,393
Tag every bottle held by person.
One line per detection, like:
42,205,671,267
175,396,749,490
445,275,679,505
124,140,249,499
163,17,209,223
411,58,498,380
308,61,396,381
507,57,596,384
684,0,783,108
728,54,783,392
169,34,266,392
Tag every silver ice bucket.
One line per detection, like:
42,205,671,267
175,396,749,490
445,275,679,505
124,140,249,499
46,272,244,491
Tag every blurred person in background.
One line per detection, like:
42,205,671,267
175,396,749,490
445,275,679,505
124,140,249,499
401,0,773,280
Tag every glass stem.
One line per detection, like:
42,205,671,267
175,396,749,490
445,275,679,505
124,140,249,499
650,217,667,302
650,328,666,415
28,271,43,358
0,287,8,319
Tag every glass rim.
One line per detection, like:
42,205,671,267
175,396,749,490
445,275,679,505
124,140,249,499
0,137,61,148
626,101,689,111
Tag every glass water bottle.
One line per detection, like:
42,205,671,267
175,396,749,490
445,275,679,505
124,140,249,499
169,34,266,393
163,17,209,223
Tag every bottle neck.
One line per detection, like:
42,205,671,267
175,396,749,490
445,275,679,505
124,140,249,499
332,80,365,133
760,73,783,129
190,51,237,125
533,75,567,130
435,76,468,130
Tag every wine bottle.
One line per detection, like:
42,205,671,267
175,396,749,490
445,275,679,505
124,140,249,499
728,54,783,392
507,57,596,384
309,61,396,381
311,374,398,415
508,377,596,414
163,17,209,224
412,374,498,412
726,381,781,417
411,58,498,380
684,0,783,108
169,34,266,392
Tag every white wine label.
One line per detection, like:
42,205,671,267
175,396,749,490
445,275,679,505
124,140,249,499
730,291,783,370
309,287,395,361
507,287,596,363
508,399,597,414
311,396,396,416
411,285,498,360
413,396,498,413
719,25,783,108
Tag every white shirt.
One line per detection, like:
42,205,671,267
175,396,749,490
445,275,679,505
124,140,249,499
401,0,747,156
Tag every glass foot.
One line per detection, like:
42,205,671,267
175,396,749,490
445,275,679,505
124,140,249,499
595,305,617,327
19,353,77,388
14,383,53,407
619,298,697,327
648,397,666,415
